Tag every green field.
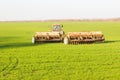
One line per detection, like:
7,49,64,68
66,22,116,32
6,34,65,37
0,21,120,80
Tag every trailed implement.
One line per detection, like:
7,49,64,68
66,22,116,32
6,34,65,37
32,24,65,44
64,31,105,44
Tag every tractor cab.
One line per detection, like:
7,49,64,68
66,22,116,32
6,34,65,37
51,24,64,35
52,24,63,31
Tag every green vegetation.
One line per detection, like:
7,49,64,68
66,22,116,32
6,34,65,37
0,21,120,80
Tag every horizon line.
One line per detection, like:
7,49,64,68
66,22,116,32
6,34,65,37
0,17,120,22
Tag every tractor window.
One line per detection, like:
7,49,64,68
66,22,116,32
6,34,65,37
53,25,61,31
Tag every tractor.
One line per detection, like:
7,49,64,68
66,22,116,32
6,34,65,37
32,24,105,44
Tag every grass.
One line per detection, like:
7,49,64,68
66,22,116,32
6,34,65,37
0,21,120,80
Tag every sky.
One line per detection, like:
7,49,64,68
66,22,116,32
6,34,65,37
0,0,120,21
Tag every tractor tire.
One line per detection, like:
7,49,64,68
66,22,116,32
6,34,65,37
64,37,69,44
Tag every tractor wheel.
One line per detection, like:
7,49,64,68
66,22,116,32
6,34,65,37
64,37,69,44
32,37,36,44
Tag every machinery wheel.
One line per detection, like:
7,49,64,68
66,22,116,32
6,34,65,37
32,37,36,44
64,37,69,44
